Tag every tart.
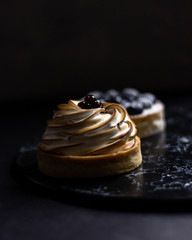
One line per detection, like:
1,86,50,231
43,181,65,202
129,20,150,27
89,89,166,138
38,95,142,178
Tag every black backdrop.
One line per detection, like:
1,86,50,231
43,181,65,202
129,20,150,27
1,1,192,103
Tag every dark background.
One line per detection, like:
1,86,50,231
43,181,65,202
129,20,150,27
1,0,192,104
1,2,192,240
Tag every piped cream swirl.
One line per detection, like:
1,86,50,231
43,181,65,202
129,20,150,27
39,100,137,156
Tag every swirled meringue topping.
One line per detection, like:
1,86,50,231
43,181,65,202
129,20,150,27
39,100,137,156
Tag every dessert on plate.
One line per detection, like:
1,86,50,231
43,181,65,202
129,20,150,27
38,95,142,178
88,88,166,138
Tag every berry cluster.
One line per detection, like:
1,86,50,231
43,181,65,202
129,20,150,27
88,88,157,115
78,94,103,109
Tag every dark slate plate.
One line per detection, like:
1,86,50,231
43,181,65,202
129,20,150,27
15,100,192,201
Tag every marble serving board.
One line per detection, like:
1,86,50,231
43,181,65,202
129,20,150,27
15,99,192,201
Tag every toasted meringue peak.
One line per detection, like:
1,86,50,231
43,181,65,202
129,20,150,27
39,100,137,156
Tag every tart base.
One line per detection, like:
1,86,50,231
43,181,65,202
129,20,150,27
37,136,142,178
130,102,166,138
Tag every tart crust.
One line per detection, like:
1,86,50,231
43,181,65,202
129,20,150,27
37,136,142,178
130,102,165,138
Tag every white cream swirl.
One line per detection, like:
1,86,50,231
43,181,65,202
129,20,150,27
39,100,137,156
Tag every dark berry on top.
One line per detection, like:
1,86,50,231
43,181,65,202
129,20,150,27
83,102,92,109
92,99,102,108
78,101,88,109
84,94,96,103
78,94,103,109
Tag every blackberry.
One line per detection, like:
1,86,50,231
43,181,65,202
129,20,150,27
78,95,103,109
121,88,139,102
138,96,152,109
126,102,143,115
103,89,122,103
140,93,156,104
